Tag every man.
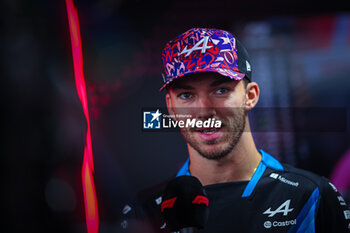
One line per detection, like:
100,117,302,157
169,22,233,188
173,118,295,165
120,28,350,233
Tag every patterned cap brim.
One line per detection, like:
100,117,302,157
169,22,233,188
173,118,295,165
159,68,245,91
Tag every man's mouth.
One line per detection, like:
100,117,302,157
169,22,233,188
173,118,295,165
195,126,223,142
200,128,219,134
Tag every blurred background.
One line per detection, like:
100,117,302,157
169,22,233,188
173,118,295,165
3,0,350,232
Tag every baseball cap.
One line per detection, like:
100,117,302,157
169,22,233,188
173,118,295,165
160,28,252,91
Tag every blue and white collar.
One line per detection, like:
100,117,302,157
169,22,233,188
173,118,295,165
176,149,284,197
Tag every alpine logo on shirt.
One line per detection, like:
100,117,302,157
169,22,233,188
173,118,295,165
262,200,297,229
263,199,294,217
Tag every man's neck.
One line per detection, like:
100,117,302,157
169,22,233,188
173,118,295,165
188,132,261,186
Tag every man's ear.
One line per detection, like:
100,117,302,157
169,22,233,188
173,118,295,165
244,82,260,110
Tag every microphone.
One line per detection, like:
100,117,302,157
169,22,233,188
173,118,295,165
161,176,209,233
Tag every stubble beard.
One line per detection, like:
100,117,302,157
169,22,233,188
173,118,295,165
181,108,246,161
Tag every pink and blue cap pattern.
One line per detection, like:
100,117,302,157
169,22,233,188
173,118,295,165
160,28,252,90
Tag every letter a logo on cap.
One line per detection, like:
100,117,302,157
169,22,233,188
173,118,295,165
178,36,212,57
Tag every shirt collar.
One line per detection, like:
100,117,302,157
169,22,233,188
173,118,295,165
176,149,283,177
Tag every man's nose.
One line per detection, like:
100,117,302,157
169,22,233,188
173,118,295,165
195,96,216,120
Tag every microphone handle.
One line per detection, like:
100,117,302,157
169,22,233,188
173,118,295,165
179,227,198,233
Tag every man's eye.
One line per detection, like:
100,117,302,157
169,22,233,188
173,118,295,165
216,88,228,94
178,92,192,99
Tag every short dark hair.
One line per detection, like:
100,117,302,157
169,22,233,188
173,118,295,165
243,76,250,87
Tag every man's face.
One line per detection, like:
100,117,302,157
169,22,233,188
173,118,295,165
166,73,248,160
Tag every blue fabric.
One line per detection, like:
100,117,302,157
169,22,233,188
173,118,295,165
176,150,284,198
176,157,191,177
241,161,267,197
259,149,284,171
241,150,284,197
288,188,320,233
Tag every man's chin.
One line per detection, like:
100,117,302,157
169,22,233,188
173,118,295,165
190,140,234,160
197,146,233,160
186,128,244,160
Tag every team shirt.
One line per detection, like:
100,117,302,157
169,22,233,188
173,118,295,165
120,150,350,233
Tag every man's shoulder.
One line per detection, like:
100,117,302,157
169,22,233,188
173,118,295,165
276,163,332,192
259,149,328,193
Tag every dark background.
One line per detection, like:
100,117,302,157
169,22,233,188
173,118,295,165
3,0,350,232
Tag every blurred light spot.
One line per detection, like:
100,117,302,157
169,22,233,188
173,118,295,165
65,0,99,232
45,178,76,211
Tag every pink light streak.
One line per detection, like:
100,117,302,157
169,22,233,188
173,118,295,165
65,0,99,233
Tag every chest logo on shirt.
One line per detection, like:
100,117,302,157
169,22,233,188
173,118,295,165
263,199,294,217
269,173,299,187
